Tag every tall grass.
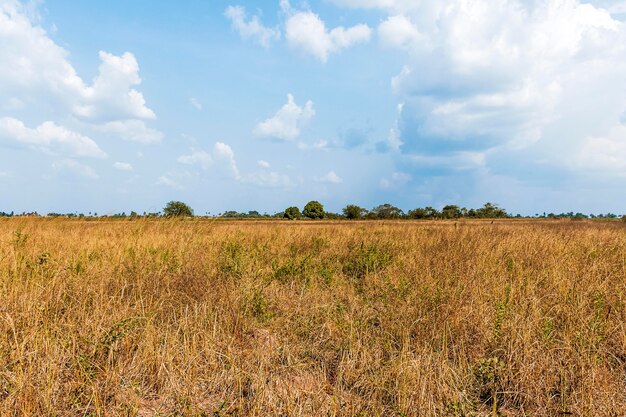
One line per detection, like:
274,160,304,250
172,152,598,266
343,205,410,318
0,218,624,416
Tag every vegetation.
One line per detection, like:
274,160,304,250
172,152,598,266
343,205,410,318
163,201,194,217
371,203,404,219
303,201,325,219
0,218,624,415
283,206,302,220
343,204,367,220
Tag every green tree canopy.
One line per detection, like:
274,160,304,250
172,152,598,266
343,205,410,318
283,206,302,220
475,202,508,218
372,203,404,219
303,201,325,219
442,205,462,219
343,204,367,220
163,201,194,217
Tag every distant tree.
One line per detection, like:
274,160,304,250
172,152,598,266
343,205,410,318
372,203,403,219
283,206,302,220
343,204,367,220
407,208,428,219
222,211,239,218
442,205,462,219
303,201,325,219
424,207,440,219
476,202,507,219
325,212,342,220
163,201,194,217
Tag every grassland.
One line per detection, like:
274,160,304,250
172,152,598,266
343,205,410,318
0,218,625,416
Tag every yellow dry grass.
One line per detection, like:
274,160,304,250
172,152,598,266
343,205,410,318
0,218,625,416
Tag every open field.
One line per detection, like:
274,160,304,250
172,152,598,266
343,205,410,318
0,219,625,416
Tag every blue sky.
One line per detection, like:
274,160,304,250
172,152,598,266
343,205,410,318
1,0,625,215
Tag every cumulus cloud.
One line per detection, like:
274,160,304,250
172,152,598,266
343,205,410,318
97,120,163,144
225,5,280,47
73,51,155,122
0,0,160,154
178,149,213,170
284,5,371,62
0,117,106,158
317,171,343,184
254,94,315,141
177,143,240,178
0,1,156,121
332,0,626,202
113,162,133,171
378,15,422,49
177,143,293,188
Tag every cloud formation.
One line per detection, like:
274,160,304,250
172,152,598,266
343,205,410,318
0,117,106,158
333,0,626,201
254,94,315,141
225,5,280,47
0,0,161,157
284,8,371,62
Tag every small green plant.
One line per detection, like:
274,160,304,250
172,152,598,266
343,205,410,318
474,356,504,414
343,242,392,291
218,241,247,278
249,289,272,322
11,230,28,251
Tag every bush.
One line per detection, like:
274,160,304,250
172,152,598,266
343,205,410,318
163,201,193,217
303,201,325,219
343,204,367,220
283,206,302,220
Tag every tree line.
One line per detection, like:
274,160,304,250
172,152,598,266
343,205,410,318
1,201,624,221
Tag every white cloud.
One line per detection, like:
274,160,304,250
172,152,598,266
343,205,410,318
254,94,315,141
225,5,280,47
0,0,159,154
214,142,240,178
52,159,99,179
177,143,240,178
97,120,163,144
575,126,626,174
113,162,133,171
378,15,422,49
177,143,294,188
0,117,106,158
190,97,202,110
317,171,343,184
298,139,331,151
285,9,371,62
177,149,213,170
334,0,626,184
73,51,155,122
0,1,155,122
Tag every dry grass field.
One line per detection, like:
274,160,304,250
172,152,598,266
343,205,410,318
0,218,625,416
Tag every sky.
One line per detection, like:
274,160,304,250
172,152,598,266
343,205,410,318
1,0,625,215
